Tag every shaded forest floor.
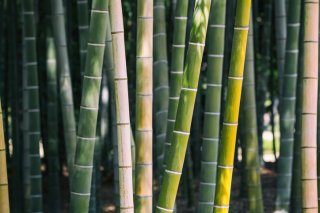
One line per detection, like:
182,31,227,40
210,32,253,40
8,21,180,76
42,162,277,213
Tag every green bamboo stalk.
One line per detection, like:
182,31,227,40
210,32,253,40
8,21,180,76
135,0,153,212
0,100,9,213
164,0,189,172
239,15,264,213
22,0,43,211
49,0,77,176
300,1,318,212
213,1,251,212
154,0,170,174
275,0,301,210
109,0,135,211
156,0,212,212
275,0,287,95
77,0,89,74
69,0,109,212
197,0,226,212
46,35,61,212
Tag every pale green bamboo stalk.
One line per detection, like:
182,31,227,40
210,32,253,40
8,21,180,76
0,100,9,213
135,1,153,212
156,0,212,212
154,0,170,174
197,0,226,212
164,0,189,172
22,0,43,211
239,14,264,213
49,0,77,176
275,0,301,210
69,0,109,212
300,1,318,212
213,0,251,212
109,0,134,211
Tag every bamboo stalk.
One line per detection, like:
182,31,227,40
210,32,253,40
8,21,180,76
69,0,109,212
22,0,43,211
213,0,251,212
197,0,226,212
300,1,318,212
275,0,301,210
156,0,212,212
135,0,153,212
0,100,9,213
109,0,135,212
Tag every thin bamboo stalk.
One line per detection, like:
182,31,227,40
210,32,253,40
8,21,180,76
22,0,43,211
239,14,264,213
0,100,9,213
69,0,109,212
135,0,153,212
197,0,226,212
109,0,135,211
213,0,251,212
154,0,170,175
275,0,301,210
49,0,77,176
300,1,318,212
156,0,212,212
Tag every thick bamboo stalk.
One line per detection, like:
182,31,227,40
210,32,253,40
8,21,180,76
0,100,9,213
197,0,226,212
275,0,301,210
156,0,212,212
46,36,61,213
69,0,109,212
134,0,153,212
77,0,90,74
154,0,170,174
300,1,318,212
239,15,264,213
213,0,251,212
164,0,189,171
109,0,134,212
275,0,287,95
22,0,43,211
49,0,77,176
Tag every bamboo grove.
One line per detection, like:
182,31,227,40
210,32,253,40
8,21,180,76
1,0,320,212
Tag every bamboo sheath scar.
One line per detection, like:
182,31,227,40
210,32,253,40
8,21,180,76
164,0,189,170
156,0,212,212
213,1,251,213
197,0,226,212
22,0,43,212
275,0,301,210
49,0,77,177
70,0,109,212
0,100,9,213
110,0,134,212
301,0,318,212
154,0,170,174
135,0,153,212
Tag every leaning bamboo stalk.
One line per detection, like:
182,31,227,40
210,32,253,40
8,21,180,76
197,0,226,212
164,0,189,171
109,0,134,212
156,0,212,212
69,0,109,212
239,14,264,213
49,0,77,176
0,100,9,213
213,0,251,212
154,0,170,174
134,0,153,212
22,0,43,212
275,0,301,210
300,0,318,212
77,0,89,74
